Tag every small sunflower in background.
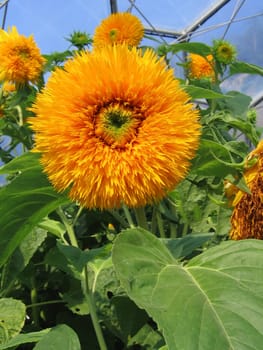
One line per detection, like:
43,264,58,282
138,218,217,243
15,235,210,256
0,26,45,87
2,81,16,94
93,12,144,48
66,30,92,50
29,45,200,210
187,53,215,81
213,39,237,65
229,140,263,240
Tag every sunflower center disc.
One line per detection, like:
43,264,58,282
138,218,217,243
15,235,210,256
94,103,141,149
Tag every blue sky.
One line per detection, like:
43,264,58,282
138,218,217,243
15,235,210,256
3,0,263,58
3,0,109,53
1,0,263,99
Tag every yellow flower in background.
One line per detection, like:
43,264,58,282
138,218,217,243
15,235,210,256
29,45,200,210
0,26,45,86
188,53,215,81
230,140,263,240
213,39,237,65
93,12,144,48
2,81,16,93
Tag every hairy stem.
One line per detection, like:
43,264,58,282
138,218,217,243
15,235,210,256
134,206,148,230
58,207,107,350
122,204,135,228
57,207,78,247
83,266,108,350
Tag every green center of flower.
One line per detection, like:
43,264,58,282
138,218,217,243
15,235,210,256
219,46,231,57
109,29,118,42
95,103,142,148
106,110,130,130
17,47,30,59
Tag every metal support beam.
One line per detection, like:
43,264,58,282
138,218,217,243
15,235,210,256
177,0,231,41
110,0,118,14
0,0,9,29
144,26,182,39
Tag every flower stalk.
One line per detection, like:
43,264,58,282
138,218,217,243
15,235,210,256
58,207,108,350
134,206,148,230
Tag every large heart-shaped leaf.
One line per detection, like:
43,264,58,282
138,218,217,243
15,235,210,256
112,228,263,350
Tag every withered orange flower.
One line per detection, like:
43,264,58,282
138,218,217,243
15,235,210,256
188,53,215,81
93,12,144,48
0,26,45,86
230,140,263,240
29,45,200,210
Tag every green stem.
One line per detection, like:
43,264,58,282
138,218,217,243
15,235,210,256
156,209,166,238
182,222,189,237
30,281,40,328
108,209,129,228
134,206,148,230
122,204,135,228
83,266,108,350
58,207,107,350
72,206,84,226
57,207,78,247
150,206,158,235
27,300,66,309
168,200,178,238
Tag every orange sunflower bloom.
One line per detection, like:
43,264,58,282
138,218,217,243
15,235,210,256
0,26,45,86
93,12,144,48
230,140,263,240
2,81,16,94
29,45,200,210
188,53,215,81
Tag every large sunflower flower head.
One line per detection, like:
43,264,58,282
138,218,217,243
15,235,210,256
93,12,144,48
0,26,45,86
230,140,263,240
187,53,215,81
29,45,200,210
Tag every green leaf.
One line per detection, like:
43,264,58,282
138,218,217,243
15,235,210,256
45,245,83,280
215,112,259,146
0,298,26,344
0,227,47,295
215,205,232,236
223,91,252,115
55,241,112,279
230,61,263,76
0,152,40,174
170,42,212,56
127,323,165,349
62,281,89,316
0,329,50,350
0,152,69,267
182,85,227,100
223,141,249,159
38,217,66,238
193,139,240,176
163,234,213,259
110,296,149,343
33,324,81,350
112,228,263,350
